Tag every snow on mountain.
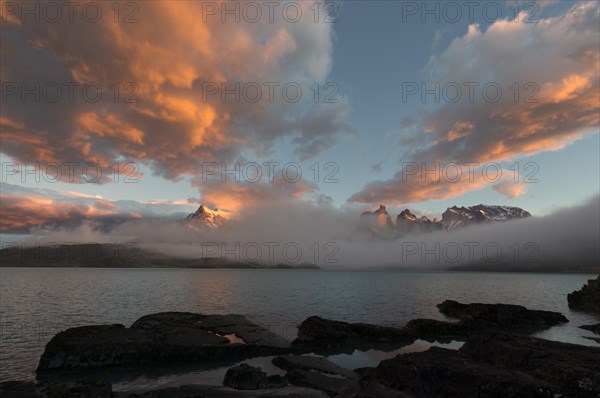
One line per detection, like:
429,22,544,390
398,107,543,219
359,204,531,236
185,205,227,230
396,209,442,236
441,205,531,231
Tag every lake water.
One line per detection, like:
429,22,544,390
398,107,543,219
1,268,599,387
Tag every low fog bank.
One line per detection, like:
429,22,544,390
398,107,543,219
337,196,600,272
10,196,600,272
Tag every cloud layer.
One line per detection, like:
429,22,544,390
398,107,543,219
1,1,351,183
9,191,599,272
0,183,196,234
350,2,599,205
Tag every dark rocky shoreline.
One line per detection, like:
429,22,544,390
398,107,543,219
568,274,600,313
3,295,599,398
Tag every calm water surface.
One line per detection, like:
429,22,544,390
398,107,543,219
1,268,598,384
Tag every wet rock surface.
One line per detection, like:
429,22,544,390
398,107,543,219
580,323,600,334
368,333,600,398
568,275,600,313
295,300,568,345
407,300,570,339
0,380,112,398
1,380,327,398
436,299,569,332
21,303,593,397
285,369,351,397
0,381,38,398
114,385,328,397
403,318,471,339
271,355,359,397
293,316,414,348
37,312,295,371
273,355,357,380
223,363,287,390
270,355,418,397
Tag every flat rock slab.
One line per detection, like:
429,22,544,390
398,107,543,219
224,363,287,390
0,381,327,398
406,300,569,339
273,355,357,380
0,380,112,398
294,300,568,348
370,333,600,397
374,346,554,397
286,369,352,397
403,318,471,339
132,313,290,347
38,312,295,371
580,323,600,334
461,333,600,394
293,316,414,348
114,385,328,397
584,336,600,344
437,300,569,331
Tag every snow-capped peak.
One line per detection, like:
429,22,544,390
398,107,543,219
441,204,531,230
185,205,227,229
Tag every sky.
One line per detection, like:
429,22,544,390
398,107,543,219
1,0,599,242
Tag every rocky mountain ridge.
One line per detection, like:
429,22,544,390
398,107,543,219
185,205,228,230
360,204,531,237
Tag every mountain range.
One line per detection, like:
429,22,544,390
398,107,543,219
185,203,532,238
359,204,531,238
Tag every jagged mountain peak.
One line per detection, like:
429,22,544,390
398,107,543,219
359,204,395,236
442,204,531,230
185,204,227,230
398,209,418,221
373,204,389,215
361,203,531,236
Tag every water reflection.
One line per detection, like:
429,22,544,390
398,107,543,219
326,339,464,370
1,268,598,382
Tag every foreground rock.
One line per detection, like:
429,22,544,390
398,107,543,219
293,316,413,349
272,355,359,397
223,363,287,390
295,301,568,347
437,299,568,332
406,300,568,339
580,323,600,334
271,355,408,397
273,355,357,380
38,312,295,371
0,381,328,398
0,380,112,398
29,305,578,397
115,385,328,397
568,275,600,313
285,369,352,397
369,333,600,397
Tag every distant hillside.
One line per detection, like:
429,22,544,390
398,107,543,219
0,244,320,269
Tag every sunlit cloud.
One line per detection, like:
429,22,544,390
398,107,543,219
192,175,320,213
0,1,352,185
350,2,599,205
492,180,528,199
0,183,197,234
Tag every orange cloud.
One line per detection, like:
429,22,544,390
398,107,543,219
542,74,593,103
0,183,203,234
492,181,528,199
1,1,351,182
0,194,118,233
193,176,319,213
348,165,500,205
351,2,599,205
